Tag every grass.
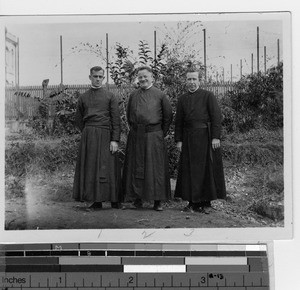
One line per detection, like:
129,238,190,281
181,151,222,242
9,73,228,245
5,128,284,223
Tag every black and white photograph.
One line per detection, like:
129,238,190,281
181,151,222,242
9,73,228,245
0,11,292,241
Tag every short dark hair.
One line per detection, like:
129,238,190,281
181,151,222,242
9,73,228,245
186,68,201,79
136,66,153,74
90,66,105,75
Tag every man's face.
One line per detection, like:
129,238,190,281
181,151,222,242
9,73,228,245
137,69,153,89
186,72,200,92
89,70,105,87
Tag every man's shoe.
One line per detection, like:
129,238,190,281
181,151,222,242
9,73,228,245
111,202,125,209
194,206,211,214
183,202,194,213
133,199,143,209
153,200,163,211
199,201,212,208
89,202,103,209
193,206,205,213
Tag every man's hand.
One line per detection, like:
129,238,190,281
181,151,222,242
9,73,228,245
212,138,220,150
176,141,183,152
110,141,119,154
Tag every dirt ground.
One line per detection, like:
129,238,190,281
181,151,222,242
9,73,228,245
5,178,281,231
5,199,260,230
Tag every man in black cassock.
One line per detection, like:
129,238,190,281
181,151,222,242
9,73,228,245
174,69,226,213
123,66,173,211
73,66,123,209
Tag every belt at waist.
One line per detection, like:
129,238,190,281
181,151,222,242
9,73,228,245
184,122,208,129
131,123,162,133
85,124,110,129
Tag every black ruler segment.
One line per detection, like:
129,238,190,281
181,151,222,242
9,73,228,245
2,258,59,264
246,251,267,256
4,264,61,272
135,251,162,256
25,251,52,257
107,251,135,256
51,251,79,256
191,250,247,256
3,251,25,257
79,251,105,256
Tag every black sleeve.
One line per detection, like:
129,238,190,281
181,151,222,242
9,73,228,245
207,92,222,139
109,93,121,141
75,96,84,132
161,94,173,136
174,96,184,142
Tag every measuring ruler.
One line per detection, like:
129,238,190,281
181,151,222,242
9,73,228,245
0,243,270,289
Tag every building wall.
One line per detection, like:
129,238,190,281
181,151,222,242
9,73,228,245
5,29,19,86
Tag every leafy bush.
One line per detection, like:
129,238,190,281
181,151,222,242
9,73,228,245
27,90,80,136
165,132,180,178
221,63,283,133
54,91,80,135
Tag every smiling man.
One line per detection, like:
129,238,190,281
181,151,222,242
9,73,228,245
174,68,226,213
123,66,173,211
73,66,123,210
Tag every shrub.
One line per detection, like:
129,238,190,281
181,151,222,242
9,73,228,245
221,62,283,133
5,135,80,177
27,90,80,137
165,132,180,178
222,128,283,166
248,165,284,221
5,176,25,199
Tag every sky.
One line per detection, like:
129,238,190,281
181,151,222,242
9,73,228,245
3,13,286,86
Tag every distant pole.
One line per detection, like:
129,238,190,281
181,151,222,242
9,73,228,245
230,64,232,83
203,29,207,82
257,26,259,73
240,59,243,79
60,35,63,84
264,46,267,73
277,39,280,65
106,33,109,85
251,53,253,74
16,37,20,87
222,67,225,83
154,30,157,62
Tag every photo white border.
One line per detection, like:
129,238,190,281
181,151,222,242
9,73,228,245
0,9,293,244
1,1,299,289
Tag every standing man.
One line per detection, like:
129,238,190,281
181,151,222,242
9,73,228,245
123,66,173,211
73,66,123,209
174,68,226,213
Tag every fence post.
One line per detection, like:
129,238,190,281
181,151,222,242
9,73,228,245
42,79,55,134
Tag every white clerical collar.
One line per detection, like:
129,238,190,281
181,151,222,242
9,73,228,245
188,86,199,94
91,85,102,89
142,84,153,90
